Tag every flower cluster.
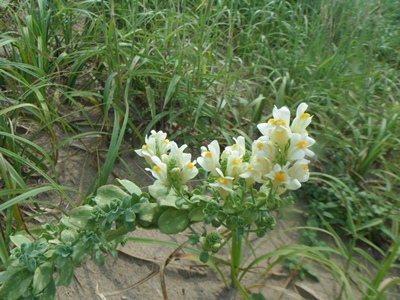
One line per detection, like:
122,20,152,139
197,102,315,196
136,103,315,197
135,130,199,190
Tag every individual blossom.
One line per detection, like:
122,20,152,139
257,105,292,148
135,130,171,165
266,163,301,194
221,136,246,160
225,150,247,180
287,132,315,161
251,136,276,162
197,140,221,176
240,154,270,185
165,141,188,167
181,158,199,184
162,141,199,187
288,159,310,183
291,102,312,134
210,168,234,198
145,156,168,185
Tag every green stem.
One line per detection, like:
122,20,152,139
232,274,252,300
231,231,252,299
230,230,242,286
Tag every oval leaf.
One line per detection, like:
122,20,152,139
67,205,96,230
95,185,129,210
158,208,189,234
33,261,54,294
117,179,142,196
0,267,33,300
189,206,205,222
138,203,161,227
55,258,73,287
9,235,32,248
41,277,56,300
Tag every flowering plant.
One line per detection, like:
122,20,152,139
134,102,315,276
0,103,314,299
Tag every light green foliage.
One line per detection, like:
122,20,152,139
283,256,319,282
0,182,141,299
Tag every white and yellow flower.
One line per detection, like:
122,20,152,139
288,159,310,183
181,159,199,184
257,105,292,147
210,168,234,198
287,132,315,161
164,141,198,186
135,130,171,165
252,136,276,161
145,156,168,185
222,136,246,160
225,150,246,179
167,141,188,167
240,155,270,184
197,140,221,176
291,102,312,134
266,163,301,194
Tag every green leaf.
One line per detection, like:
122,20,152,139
33,261,55,294
67,206,96,230
55,255,68,268
55,258,73,286
241,208,258,224
72,240,90,266
211,219,221,227
303,265,320,282
163,74,181,108
188,234,200,245
27,257,37,273
41,277,56,300
322,211,334,219
157,208,189,234
250,293,267,300
0,267,33,300
124,208,136,223
148,181,169,199
189,206,205,222
158,194,180,208
199,251,210,263
356,218,383,233
146,85,156,119
60,228,78,244
96,250,105,266
9,235,32,248
175,198,185,208
299,270,305,281
117,179,142,196
95,185,130,210
137,202,162,227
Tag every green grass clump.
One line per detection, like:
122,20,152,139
1,0,399,299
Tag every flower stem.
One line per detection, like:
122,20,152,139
230,230,242,286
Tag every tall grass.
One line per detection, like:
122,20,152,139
1,0,399,298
